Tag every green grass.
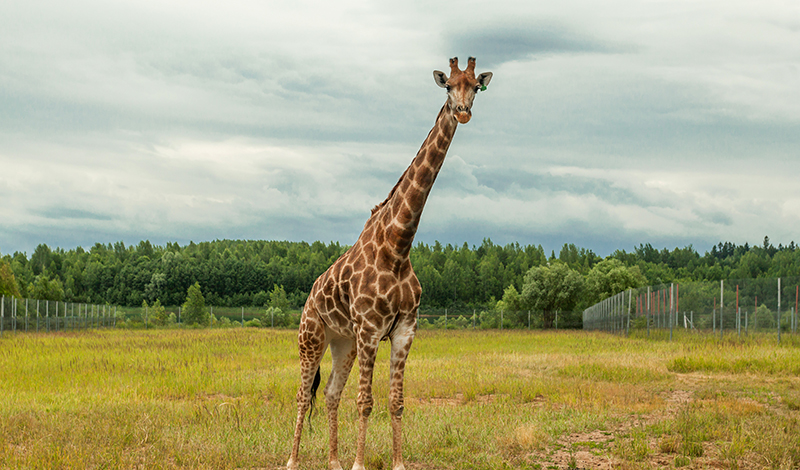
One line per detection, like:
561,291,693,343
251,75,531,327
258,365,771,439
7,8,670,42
1,329,799,469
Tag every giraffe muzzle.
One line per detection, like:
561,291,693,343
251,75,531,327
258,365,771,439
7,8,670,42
454,110,472,124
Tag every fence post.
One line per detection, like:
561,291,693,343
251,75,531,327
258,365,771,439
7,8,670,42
1,295,4,337
528,310,531,330
669,283,674,341
777,278,781,344
737,307,741,338
720,280,724,339
242,307,244,325
627,289,632,336
26,298,29,332
445,308,448,330
646,287,650,337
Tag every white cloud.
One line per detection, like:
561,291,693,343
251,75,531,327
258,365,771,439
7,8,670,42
1,0,798,256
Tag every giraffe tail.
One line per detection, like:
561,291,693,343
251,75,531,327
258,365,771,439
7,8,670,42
308,366,321,426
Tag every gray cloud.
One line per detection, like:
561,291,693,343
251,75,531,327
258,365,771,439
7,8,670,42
447,22,622,68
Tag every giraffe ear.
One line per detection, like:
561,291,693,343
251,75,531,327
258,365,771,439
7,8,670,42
433,70,449,88
477,72,493,89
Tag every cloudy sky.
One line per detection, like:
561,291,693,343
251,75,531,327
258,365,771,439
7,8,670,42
1,0,798,257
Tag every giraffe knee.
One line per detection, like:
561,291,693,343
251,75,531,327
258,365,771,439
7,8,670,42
358,395,374,418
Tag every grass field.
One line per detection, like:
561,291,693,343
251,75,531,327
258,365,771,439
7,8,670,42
1,329,799,469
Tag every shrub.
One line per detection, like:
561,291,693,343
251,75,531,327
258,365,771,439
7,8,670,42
244,318,262,328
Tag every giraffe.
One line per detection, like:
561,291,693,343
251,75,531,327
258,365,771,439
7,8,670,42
286,57,493,470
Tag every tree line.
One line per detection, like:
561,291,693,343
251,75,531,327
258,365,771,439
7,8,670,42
1,237,798,319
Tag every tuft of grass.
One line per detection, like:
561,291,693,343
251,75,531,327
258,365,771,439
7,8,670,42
614,428,651,462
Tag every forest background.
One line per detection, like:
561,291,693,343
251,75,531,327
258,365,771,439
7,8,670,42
1,237,799,320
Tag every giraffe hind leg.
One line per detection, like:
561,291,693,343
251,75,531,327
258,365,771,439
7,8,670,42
309,366,321,426
287,308,328,470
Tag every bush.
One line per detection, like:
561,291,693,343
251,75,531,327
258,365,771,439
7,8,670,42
244,318,262,328
264,307,300,328
479,310,499,329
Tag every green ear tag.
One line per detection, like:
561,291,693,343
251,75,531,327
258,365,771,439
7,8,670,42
480,85,487,91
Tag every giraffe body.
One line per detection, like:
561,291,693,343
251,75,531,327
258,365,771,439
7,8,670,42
287,57,493,470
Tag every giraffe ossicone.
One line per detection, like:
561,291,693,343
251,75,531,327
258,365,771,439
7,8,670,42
286,57,493,470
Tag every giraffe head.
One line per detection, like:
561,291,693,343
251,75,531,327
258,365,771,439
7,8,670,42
433,57,493,124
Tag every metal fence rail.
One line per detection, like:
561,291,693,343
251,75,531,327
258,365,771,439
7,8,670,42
583,276,799,341
0,295,117,336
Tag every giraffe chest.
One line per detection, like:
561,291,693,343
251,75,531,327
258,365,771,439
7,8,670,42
311,253,419,338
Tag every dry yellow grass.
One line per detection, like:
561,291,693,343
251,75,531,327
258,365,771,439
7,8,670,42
1,328,799,469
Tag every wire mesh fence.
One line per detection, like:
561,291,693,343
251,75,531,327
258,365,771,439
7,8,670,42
583,276,800,341
0,295,117,336
416,307,583,330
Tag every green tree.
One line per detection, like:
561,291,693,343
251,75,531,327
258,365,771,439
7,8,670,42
521,262,584,328
584,259,646,307
182,282,209,326
28,274,65,301
269,284,291,311
0,261,21,297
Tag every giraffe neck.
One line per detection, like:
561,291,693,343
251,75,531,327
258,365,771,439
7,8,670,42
368,102,458,257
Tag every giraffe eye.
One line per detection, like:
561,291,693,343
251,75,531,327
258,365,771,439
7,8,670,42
445,85,451,92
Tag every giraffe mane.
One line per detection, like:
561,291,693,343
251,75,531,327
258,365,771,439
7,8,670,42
370,170,406,215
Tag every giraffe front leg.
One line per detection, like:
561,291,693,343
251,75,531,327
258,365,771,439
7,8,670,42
325,337,356,470
389,321,415,470
352,332,379,470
